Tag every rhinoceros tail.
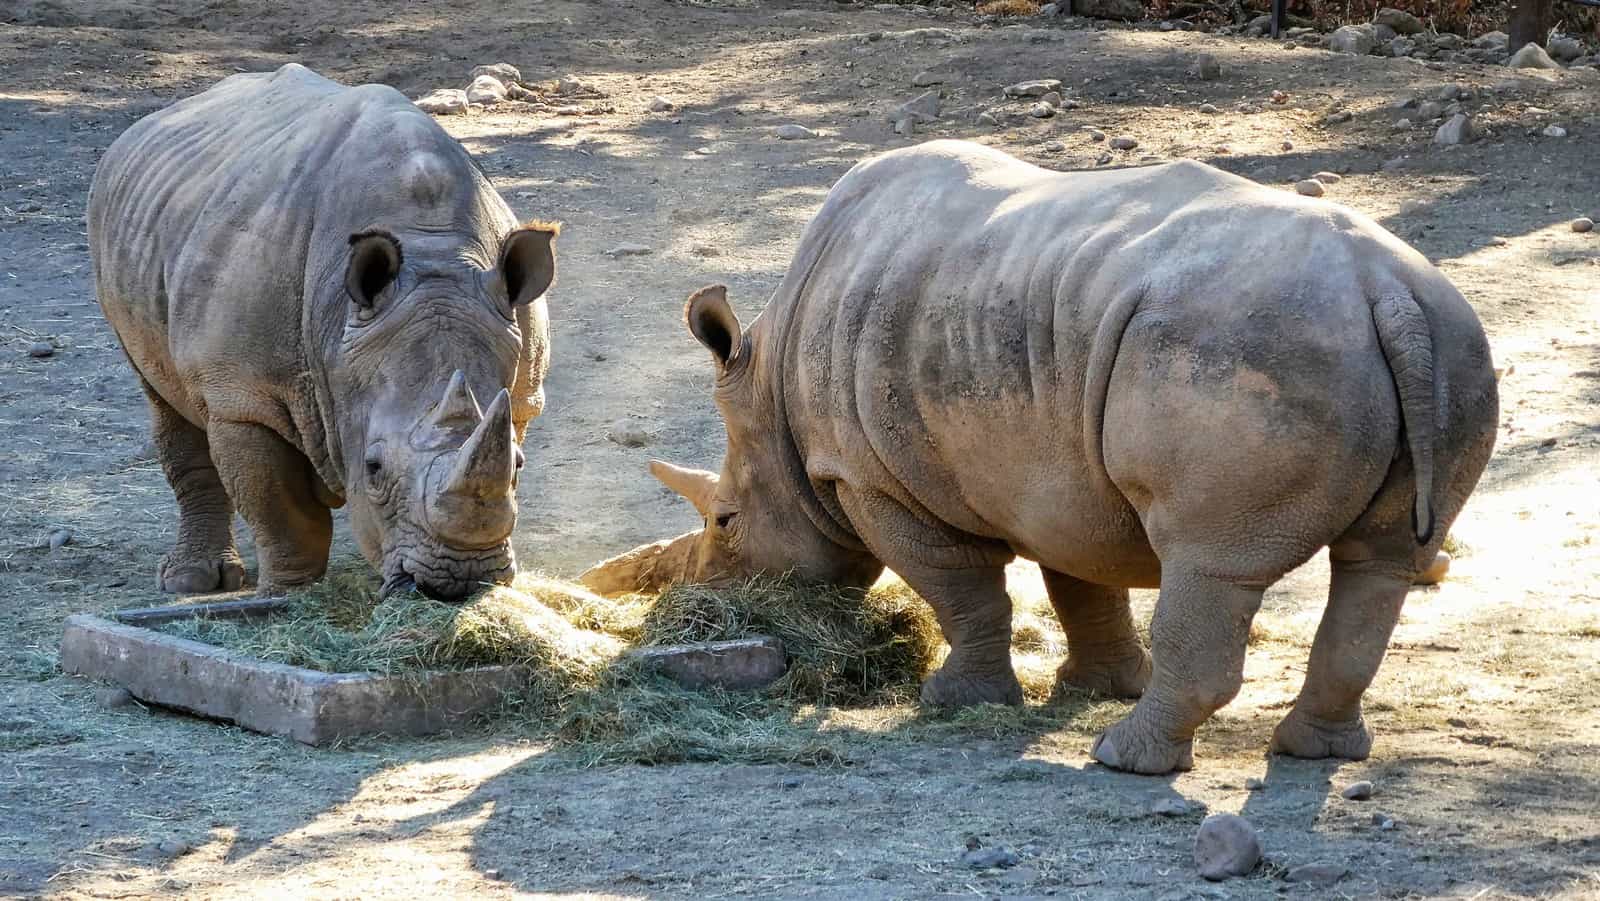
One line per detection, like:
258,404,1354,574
1371,291,1436,544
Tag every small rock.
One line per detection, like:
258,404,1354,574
1314,171,1343,184
466,75,507,106
1043,140,1065,152
1507,42,1559,70
1198,103,1219,114
1003,79,1062,98
1096,151,1113,165
1414,551,1451,584
888,90,941,133
48,528,72,550
1190,54,1222,81
1151,797,1191,817
1390,37,1416,58
691,244,722,257
1547,35,1584,62
1372,811,1397,828
1194,814,1261,882
1374,8,1424,35
1573,217,1595,233
556,75,587,94
775,124,818,140
1433,113,1475,145
1280,140,1293,151
1473,30,1509,50
28,341,55,358
1040,2,1061,14
961,847,1020,869
1245,777,1266,790
977,111,999,126
1109,135,1137,150
606,420,654,448
1542,124,1568,138
1341,780,1375,800
781,777,802,789
1417,101,1444,120
17,201,42,213
1295,179,1326,197
1380,817,1397,831
1328,24,1377,56
603,243,653,258
1029,102,1055,118
505,84,537,101
648,96,675,112
1287,863,1349,885
1324,110,1354,125
1436,83,1463,102
1075,0,1143,21
1393,118,1413,130
97,686,134,709
470,63,522,85
1040,91,1062,107
155,840,192,859
912,70,943,87
414,89,469,116
1086,129,1106,141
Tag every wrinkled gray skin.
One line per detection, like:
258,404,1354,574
583,140,1498,774
89,64,558,600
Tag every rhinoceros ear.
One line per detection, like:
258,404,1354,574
685,284,741,369
498,221,559,307
345,231,403,309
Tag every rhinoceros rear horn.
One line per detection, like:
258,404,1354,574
578,531,700,597
345,230,403,308
685,284,741,369
498,221,559,307
443,388,517,499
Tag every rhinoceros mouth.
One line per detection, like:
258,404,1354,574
381,539,516,602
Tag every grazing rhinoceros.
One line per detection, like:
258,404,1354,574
89,64,559,600
580,140,1498,774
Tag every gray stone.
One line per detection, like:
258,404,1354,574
1004,79,1062,98
626,637,787,690
1324,110,1354,125
1373,811,1398,829
1073,0,1142,21
1314,171,1343,184
1040,91,1062,106
1573,217,1595,233
154,840,192,859
469,63,522,85
1109,135,1138,150
466,74,507,105
978,111,999,126
1194,814,1261,881
888,91,941,133
96,686,134,709
1086,129,1106,141
1198,103,1219,114
1433,113,1476,145
606,420,654,448
1436,83,1463,101
1374,8,1423,34
1434,33,1465,50
1507,42,1559,70
1341,780,1375,800
1244,776,1266,790
648,96,675,112
604,243,653,257
1542,124,1568,138
1151,797,1192,816
28,341,54,358
1190,53,1222,80
415,89,469,116
1029,102,1055,118
1040,2,1061,14
1043,140,1065,152
1329,25,1377,56
1287,863,1349,885
1474,30,1508,50
1392,118,1414,130
48,528,72,550
1417,101,1444,120
1295,179,1326,197
775,124,818,140
1371,23,1398,44
912,70,944,87
1390,37,1416,57
961,846,1021,869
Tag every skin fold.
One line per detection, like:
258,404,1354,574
89,64,558,600
582,139,1498,774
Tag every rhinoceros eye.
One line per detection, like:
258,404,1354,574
714,512,736,529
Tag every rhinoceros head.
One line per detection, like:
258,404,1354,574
336,223,557,600
579,285,881,597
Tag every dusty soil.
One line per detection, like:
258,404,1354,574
2,1,1599,898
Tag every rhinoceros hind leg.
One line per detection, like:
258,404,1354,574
1271,558,1408,760
912,562,1024,707
1092,567,1263,775
209,420,332,596
1042,569,1150,699
143,381,245,594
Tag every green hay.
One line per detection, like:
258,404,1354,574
150,569,1103,765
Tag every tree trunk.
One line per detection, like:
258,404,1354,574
1508,0,1554,49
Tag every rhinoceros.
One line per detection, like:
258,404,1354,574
89,64,558,600
580,140,1498,774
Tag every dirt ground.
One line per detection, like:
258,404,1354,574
2,0,1598,897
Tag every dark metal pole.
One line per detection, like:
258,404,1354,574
1270,0,1287,39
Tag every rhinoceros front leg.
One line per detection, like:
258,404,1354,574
1270,557,1409,760
143,381,245,594
1041,569,1151,700
839,487,1022,707
1091,567,1264,774
208,420,332,596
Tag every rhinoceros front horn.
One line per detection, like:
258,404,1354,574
445,388,516,498
423,386,520,548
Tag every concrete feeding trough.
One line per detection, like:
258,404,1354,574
61,597,786,746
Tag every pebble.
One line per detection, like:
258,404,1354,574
1086,129,1106,141
48,528,72,550
1198,103,1219,114
414,89,469,116
1372,811,1398,830
961,847,1020,869
603,243,653,257
888,91,941,133
466,75,507,105
1341,780,1375,800
775,124,818,140
912,71,944,87
1542,125,1568,138
1043,140,1065,152
606,420,654,448
1194,814,1261,881
1150,797,1191,817
28,341,55,358
1573,217,1595,233
1295,179,1326,197
1003,79,1062,98
1280,140,1293,151
648,96,675,112
18,201,42,213
155,840,192,859
1417,100,1444,120
1324,110,1354,125
97,686,134,709
1109,135,1137,150
1029,102,1055,118
1190,53,1222,80
691,244,722,257
1393,118,1414,130
1096,151,1113,165
1433,113,1476,145
1244,777,1266,790
1313,171,1343,184
977,111,999,126
470,63,522,85
1039,91,1062,107
1507,42,1559,69
1286,863,1349,885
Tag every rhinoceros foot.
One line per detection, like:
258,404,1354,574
1056,646,1152,700
1269,709,1373,761
157,551,246,594
1091,717,1195,775
919,664,1023,708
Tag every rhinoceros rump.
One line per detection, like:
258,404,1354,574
581,140,1498,774
90,64,558,600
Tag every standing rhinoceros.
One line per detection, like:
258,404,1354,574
580,140,1498,774
89,64,558,600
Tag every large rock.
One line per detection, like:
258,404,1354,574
466,74,507,105
1433,113,1476,145
1073,0,1143,21
1547,35,1584,62
1508,42,1560,69
1004,79,1062,97
1194,814,1261,881
1329,25,1377,56
415,88,469,116
1374,8,1424,34
470,63,522,85
888,91,941,134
